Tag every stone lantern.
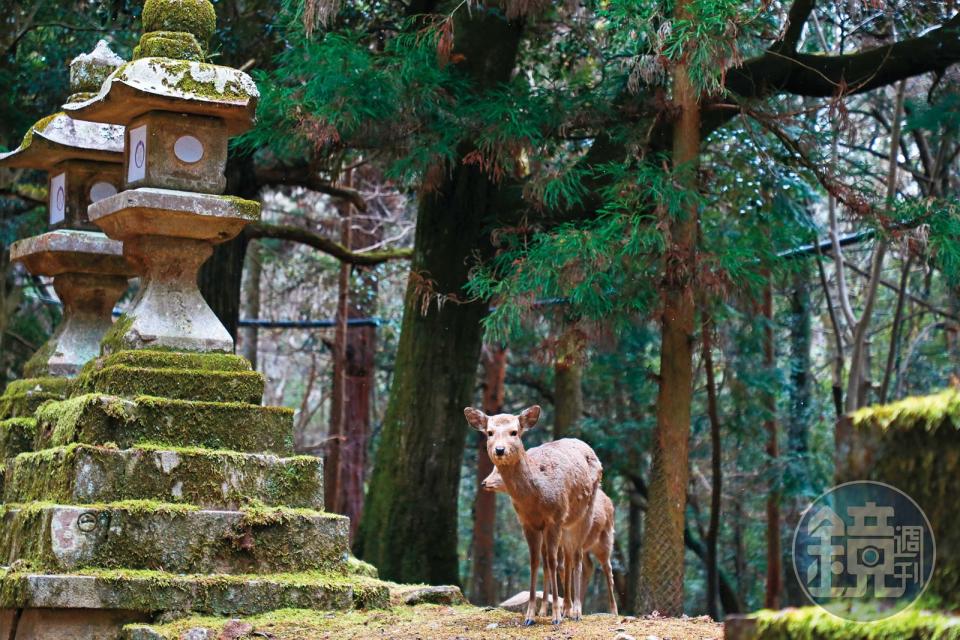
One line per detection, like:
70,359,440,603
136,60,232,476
0,3,400,637
0,42,132,385
66,0,260,353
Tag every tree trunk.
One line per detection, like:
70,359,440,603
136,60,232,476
783,267,812,605
763,280,782,610
327,201,382,542
636,4,700,613
702,315,722,620
355,7,522,586
553,358,582,439
471,344,507,605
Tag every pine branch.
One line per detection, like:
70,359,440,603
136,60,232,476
254,166,369,212
244,222,412,266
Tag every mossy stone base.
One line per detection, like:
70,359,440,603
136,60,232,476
134,31,204,61
0,569,388,621
4,445,323,509
80,364,265,403
0,377,70,421
89,350,252,373
34,394,294,454
0,502,348,574
725,608,960,639
0,418,37,460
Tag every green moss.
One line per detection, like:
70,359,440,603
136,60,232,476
99,314,136,355
346,555,379,579
135,30,204,61
221,195,262,220
0,418,37,459
5,377,70,398
14,113,64,153
851,389,960,433
0,376,69,420
142,0,217,43
22,338,58,379
35,393,294,455
83,364,264,403
752,606,960,639
94,349,252,373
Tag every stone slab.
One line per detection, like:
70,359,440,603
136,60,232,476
89,188,259,243
4,445,323,509
0,503,348,574
0,607,149,640
84,365,265,403
0,569,388,619
0,418,36,460
724,615,758,640
0,377,71,420
10,230,130,277
90,350,252,372
35,394,294,455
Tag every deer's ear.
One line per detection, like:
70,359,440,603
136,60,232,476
464,407,488,431
518,405,541,431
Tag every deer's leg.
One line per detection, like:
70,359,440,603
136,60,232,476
538,542,550,617
570,547,584,620
523,527,543,626
562,545,573,617
598,543,618,617
580,552,594,613
544,528,562,625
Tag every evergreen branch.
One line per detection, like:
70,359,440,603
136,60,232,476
245,222,412,266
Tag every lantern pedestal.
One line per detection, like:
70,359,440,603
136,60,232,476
11,231,131,377
89,187,259,353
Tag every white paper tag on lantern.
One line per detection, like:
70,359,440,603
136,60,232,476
50,173,67,225
128,125,148,183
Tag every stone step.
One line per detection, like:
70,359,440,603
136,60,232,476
0,502,348,574
34,393,294,454
82,365,266,403
85,350,253,373
0,418,36,460
0,569,388,639
4,444,323,509
0,377,70,421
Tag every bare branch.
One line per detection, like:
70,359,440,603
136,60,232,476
244,222,412,266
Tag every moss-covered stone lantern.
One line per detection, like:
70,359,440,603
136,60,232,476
0,5,406,636
0,42,133,382
66,0,260,353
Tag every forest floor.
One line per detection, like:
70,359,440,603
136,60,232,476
139,605,724,639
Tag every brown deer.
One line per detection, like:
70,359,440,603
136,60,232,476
464,405,601,625
482,467,619,617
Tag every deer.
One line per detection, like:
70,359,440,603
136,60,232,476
464,405,602,625
482,467,619,618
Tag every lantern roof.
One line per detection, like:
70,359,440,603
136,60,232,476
65,0,259,135
64,58,259,135
0,113,124,170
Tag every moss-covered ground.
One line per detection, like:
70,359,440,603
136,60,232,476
750,606,960,639
127,606,722,639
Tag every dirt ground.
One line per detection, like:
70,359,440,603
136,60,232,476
144,605,724,639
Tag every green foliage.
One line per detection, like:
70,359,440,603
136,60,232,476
752,607,960,639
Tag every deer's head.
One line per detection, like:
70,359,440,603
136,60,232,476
464,405,541,466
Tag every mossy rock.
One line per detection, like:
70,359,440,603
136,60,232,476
135,30,204,61
4,444,323,509
90,350,252,373
0,418,37,460
81,364,265,404
142,0,217,43
737,607,960,639
34,394,294,454
0,377,70,420
0,569,389,619
0,501,349,575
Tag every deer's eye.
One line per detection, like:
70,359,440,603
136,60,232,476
487,431,493,437
510,430,518,436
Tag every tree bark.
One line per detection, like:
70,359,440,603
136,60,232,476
553,358,583,439
636,3,700,613
702,314,722,620
471,344,507,605
762,280,782,609
355,5,523,586
326,198,382,542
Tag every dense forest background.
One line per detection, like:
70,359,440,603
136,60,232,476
3,0,960,620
